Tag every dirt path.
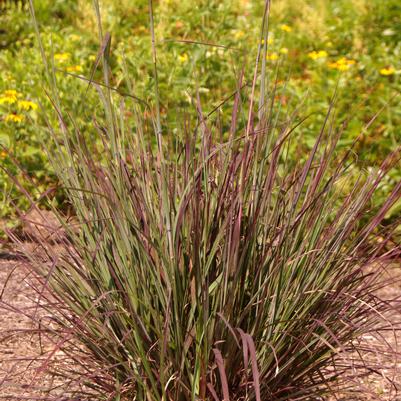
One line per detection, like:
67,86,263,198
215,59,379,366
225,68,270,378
0,257,56,400
323,260,401,401
345,263,401,400
0,254,400,400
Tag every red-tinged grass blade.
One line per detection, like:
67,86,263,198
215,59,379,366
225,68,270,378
237,328,249,370
246,333,261,401
207,382,220,401
213,348,230,401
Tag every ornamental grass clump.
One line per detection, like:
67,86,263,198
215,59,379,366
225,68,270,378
7,1,401,400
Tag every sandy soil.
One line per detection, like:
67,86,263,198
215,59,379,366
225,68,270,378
0,255,63,401
0,252,80,401
339,262,401,401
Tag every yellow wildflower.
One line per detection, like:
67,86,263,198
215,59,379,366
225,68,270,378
328,57,356,71
337,57,355,66
4,113,25,123
308,51,319,60
337,64,350,71
266,52,278,61
88,55,96,62
280,47,289,54
0,89,21,105
4,90,18,97
308,50,328,60
66,65,83,72
379,66,395,76
69,34,80,42
18,100,38,111
178,53,189,63
0,150,7,158
54,53,71,62
0,96,16,105
280,24,292,32
234,30,245,40
327,62,335,69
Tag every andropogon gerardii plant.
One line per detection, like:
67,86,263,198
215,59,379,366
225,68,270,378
2,0,401,400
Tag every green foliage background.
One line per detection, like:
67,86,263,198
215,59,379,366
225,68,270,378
0,0,400,226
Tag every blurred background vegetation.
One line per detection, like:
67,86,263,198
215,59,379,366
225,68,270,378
0,0,400,231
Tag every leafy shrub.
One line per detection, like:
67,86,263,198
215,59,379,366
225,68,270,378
9,2,401,400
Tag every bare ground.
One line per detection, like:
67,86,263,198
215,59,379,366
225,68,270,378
336,261,401,401
0,256,67,401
